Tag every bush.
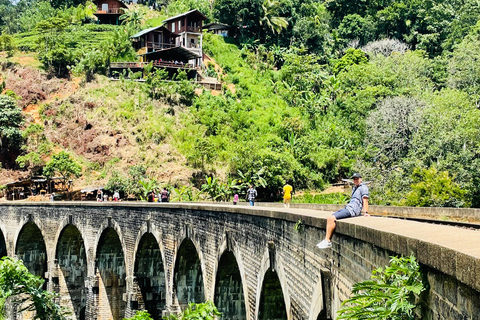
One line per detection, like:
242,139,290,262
362,39,410,57
294,192,348,204
403,167,469,208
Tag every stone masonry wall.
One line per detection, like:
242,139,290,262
0,202,479,320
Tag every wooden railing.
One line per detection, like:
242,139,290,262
146,42,177,50
110,61,197,69
186,26,201,32
96,8,123,14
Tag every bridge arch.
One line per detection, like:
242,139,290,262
133,228,166,320
213,233,250,319
308,273,326,320
255,245,290,320
95,226,127,320
91,218,128,276
55,224,88,320
0,223,7,258
14,221,48,279
214,250,247,320
173,237,205,310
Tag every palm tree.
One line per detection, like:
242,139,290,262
260,0,288,34
119,6,146,31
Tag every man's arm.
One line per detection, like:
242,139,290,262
363,197,369,216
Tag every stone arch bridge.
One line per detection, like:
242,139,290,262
0,202,478,320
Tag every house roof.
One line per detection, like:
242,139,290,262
202,22,230,30
162,9,207,23
140,46,201,61
93,0,128,8
130,25,179,39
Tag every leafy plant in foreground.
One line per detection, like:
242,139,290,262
164,301,221,320
337,255,426,320
0,257,68,320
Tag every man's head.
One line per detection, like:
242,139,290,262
351,173,362,186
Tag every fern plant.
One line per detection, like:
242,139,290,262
337,255,426,320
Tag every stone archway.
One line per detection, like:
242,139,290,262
134,232,166,320
173,238,205,310
258,268,287,320
214,250,246,320
96,227,127,320
56,224,87,320
15,222,47,279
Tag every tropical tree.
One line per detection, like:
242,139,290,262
43,151,82,188
260,0,288,34
0,95,24,168
0,257,68,320
119,6,146,31
138,179,160,201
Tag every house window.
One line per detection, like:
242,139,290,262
171,22,175,32
178,21,181,31
101,3,108,11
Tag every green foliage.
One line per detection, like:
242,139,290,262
332,48,368,75
337,255,426,320
0,257,68,320
138,178,160,201
172,185,198,202
0,33,15,57
43,151,81,181
104,170,129,195
16,152,44,171
201,175,240,201
163,301,221,320
0,95,24,164
123,310,153,320
403,167,469,208
294,192,348,204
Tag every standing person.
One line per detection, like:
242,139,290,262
147,191,154,202
160,187,170,202
246,185,257,206
96,190,103,202
233,193,239,205
113,190,120,201
283,182,293,208
317,173,369,249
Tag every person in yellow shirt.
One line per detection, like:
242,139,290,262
283,183,293,208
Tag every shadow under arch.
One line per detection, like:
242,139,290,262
56,224,87,320
0,227,6,258
258,267,288,320
15,222,47,280
96,227,126,320
214,250,246,320
174,238,205,310
134,232,166,320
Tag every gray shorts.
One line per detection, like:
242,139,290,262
333,208,352,220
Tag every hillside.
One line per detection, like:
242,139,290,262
2,0,480,206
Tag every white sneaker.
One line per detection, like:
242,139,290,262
316,240,332,249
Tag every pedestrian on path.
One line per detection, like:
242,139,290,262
233,193,239,205
283,182,293,208
246,185,257,206
317,173,370,249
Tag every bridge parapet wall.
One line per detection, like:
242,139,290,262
0,202,478,320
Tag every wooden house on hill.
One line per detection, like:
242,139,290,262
110,9,207,79
202,22,230,37
93,0,128,25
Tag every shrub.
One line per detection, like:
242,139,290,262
338,255,426,320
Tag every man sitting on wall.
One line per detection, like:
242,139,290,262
317,173,370,249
